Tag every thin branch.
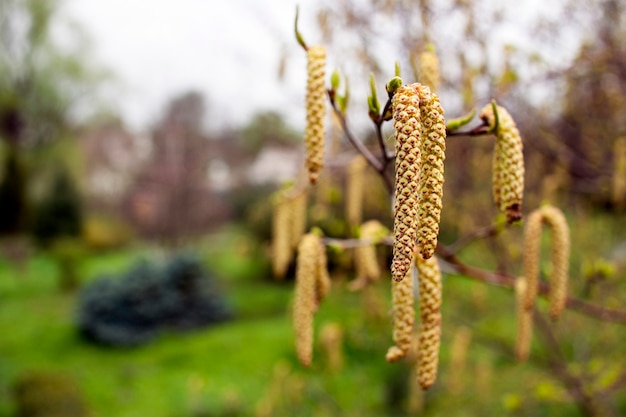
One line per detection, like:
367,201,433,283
448,220,511,254
328,90,394,192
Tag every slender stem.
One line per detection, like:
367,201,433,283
328,90,394,192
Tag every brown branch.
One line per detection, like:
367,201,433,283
436,244,626,325
448,220,511,254
328,90,394,192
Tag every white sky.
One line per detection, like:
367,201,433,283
63,0,321,132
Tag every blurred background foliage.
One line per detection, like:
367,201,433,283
0,0,624,416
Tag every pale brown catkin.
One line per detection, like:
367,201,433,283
346,155,368,228
416,85,446,260
515,277,532,362
391,84,422,282
304,45,327,185
271,192,292,280
289,192,308,249
540,205,570,320
354,220,384,284
418,49,441,93
480,104,525,222
385,266,415,363
415,253,442,390
523,208,543,310
293,233,330,366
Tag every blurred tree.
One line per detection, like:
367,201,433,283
239,111,300,153
31,163,83,246
0,146,29,234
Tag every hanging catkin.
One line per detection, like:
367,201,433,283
289,191,308,248
293,233,330,366
418,49,441,93
415,253,442,390
523,208,543,310
346,155,368,228
416,85,446,260
354,220,384,284
304,45,327,184
391,84,422,282
515,277,532,361
386,264,415,363
523,205,570,319
272,192,292,280
540,205,570,320
480,103,525,222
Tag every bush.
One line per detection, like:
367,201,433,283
77,253,232,347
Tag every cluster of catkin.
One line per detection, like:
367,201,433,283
271,189,308,279
351,220,386,290
517,204,570,360
346,155,368,228
387,82,446,389
293,233,331,367
304,45,327,185
479,103,525,223
391,83,446,282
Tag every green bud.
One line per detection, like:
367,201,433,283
394,61,401,77
294,6,307,50
368,73,381,119
330,69,340,91
446,108,477,131
490,99,500,134
386,76,403,98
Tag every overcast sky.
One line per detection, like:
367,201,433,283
63,0,320,132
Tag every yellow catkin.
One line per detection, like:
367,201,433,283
415,253,442,390
289,192,308,249
293,233,327,366
416,85,446,260
612,137,626,209
448,326,472,394
391,84,422,282
271,193,292,280
304,45,327,185
346,155,368,228
515,277,533,362
386,266,415,363
315,236,332,306
541,205,570,320
480,104,525,222
523,208,543,310
319,322,344,372
418,50,441,93
354,220,384,285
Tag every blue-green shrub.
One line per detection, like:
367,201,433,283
77,253,232,347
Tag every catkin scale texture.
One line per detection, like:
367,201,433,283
305,45,327,185
416,254,442,389
417,86,446,260
391,85,422,282
480,104,524,222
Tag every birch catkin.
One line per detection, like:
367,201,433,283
272,193,292,279
293,235,318,366
523,209,543,310
355,220,383,283
480,104,525,222
416,86,446,260
541,205,570,320
289,192,308,248
418,50,441,93
346,155,368,228
391,84,422,282
293,233,330,366
416,253,442,390
386,266,415,363
304,45,327,185
515,277,532,362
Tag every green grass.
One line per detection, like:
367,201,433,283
0,214,624,416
